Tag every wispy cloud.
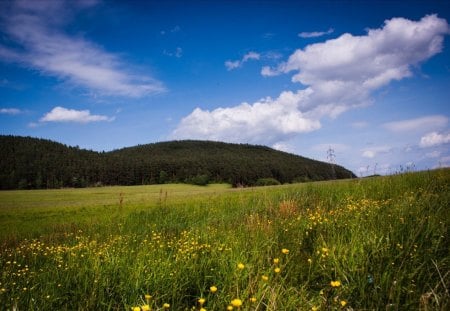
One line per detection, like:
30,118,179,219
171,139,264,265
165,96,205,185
383,115,448,132
361,146,392,158
298,28,334,38
0,0,165,97
40,106,114,123
0,108,22,115
174,15,449,147
160,25,181,35
163,47,183,58
351,121,369,129
225,51,260,71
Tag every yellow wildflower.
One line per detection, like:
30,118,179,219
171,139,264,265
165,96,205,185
231,298,243,307
209,285,218,293
250,297,257,303
145,294,152,301
274,267,281,273
163,303,170,309
200,308,206,311
330,280,341,287
141,305,150,311
237,263,245,270
227,306,233,311
281,248,289,254
132,307,141,311
273,258,280,264
198,298,206,306
261,275,269,281
312,307,319,311
340,300,347,307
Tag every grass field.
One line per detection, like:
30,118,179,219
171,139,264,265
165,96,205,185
0,170,449,310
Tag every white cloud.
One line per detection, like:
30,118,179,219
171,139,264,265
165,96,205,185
361,146,392,158
298,28,334,38
174,15,449,146
40,106,114,123
262,15,449,119
171,89,321,145
0,108,22,115
383,115,448,132
272,142,293,153
225,51,260,71
419,131,450,148
164,47,183,58
425,151,441,158
0,0,165,97
438,156,450,168
351,121,369,129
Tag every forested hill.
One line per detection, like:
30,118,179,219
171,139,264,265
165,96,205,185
0,135,356,190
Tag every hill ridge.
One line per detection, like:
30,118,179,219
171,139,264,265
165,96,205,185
0,135,356,189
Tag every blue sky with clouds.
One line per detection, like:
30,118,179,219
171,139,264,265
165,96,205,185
1,0,449,176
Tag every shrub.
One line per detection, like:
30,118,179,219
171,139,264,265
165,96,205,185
255,177,281,186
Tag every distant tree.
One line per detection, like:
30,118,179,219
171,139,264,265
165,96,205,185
158,170,168,184
255,178,281,186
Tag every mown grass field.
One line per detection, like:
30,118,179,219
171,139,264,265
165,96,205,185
0,169,449,310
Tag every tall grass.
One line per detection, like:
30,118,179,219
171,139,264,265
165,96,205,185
0,169,449,310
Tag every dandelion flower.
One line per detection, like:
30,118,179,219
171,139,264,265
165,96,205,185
231,298,243,307
311,307,319,311
141,305,150,311
200,308,206,311
163,303,170,309
273,258,280,264
281,248,289,254
210,285,218,293
250,297,257,303
340,300,347,307
274,267,281,273
227,306,233,311
330,280,341,287
132,307,141,311
198,298,206,306
261,275,269,281
145,294,152,301
237,263,245,270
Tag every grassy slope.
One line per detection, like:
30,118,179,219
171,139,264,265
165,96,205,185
0,170,449,310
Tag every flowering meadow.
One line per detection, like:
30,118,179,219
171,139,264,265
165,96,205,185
0,169,449,310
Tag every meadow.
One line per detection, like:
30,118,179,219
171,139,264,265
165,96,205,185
0,169,449,310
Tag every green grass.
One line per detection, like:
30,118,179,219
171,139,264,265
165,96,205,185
0,170,449,310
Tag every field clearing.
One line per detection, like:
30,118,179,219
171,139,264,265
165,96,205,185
0,170,449,310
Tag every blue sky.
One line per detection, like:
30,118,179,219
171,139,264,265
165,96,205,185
1,0,449,176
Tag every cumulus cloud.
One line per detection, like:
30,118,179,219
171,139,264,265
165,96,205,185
383,115,448,132
171,90,320,145
419,131,450,148
225,52,260,70
40,106,114,123
0,108,22,115
0,0,165,97
174,15,449,146
298,28,334,38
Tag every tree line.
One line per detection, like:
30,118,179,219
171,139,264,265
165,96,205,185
0,135,356,190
